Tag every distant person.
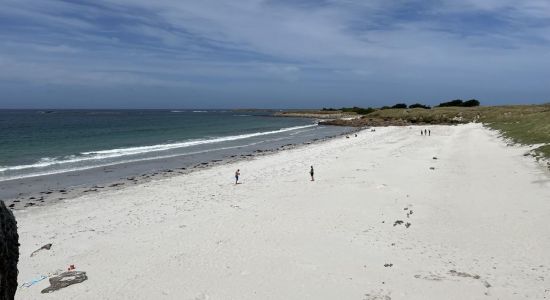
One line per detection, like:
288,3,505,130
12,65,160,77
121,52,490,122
310,166,314,181
421,130,423,136
424,129,427,135
235,169,240,184
429,129,431,136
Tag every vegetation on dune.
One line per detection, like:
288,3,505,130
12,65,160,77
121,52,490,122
408,103,431,109
391,103,408,109
477,104,550,160
340,107,376,115
437,99,480,107
321,106,375,115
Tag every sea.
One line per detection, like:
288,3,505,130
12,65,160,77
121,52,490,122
0,109,352,200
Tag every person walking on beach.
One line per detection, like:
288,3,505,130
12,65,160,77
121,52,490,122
428,129,431,136
421,130,423,136
424,129,427,136
235,169,240,184
310,166,314,181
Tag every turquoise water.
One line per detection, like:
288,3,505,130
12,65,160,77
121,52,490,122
0,110,316,180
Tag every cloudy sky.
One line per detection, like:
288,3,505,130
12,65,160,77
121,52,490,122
1,0,549,108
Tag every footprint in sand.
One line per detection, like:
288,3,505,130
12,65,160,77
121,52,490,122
364,289,391,300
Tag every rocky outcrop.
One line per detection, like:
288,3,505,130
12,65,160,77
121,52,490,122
0,201,19,300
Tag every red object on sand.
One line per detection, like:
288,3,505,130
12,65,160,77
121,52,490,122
68,264,75,271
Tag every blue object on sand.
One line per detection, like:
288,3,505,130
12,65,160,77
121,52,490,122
21,275,47,288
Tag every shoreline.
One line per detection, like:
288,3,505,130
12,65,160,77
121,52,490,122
2,125,358,210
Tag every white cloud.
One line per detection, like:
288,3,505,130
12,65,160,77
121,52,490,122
1,0,549,104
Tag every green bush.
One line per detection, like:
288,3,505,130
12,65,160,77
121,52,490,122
340,106,376,115
409,103,431,109
462,99,480,107
438,99,464,107
391,103,407,109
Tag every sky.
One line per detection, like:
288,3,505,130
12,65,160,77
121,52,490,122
0,0,549,108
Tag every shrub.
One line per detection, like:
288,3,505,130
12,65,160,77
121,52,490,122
438,99,464,107
437,99,481,107
408,103,431,109
391,103,407,109
341,106,376,115
462,99,480,107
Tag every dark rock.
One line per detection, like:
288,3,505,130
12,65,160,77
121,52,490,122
41,271,88,293
0,200,19,299
393,220,404,226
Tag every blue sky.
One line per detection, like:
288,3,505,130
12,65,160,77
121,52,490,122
1,0,549,108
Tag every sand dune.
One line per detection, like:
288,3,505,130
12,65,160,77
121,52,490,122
14,124,550,299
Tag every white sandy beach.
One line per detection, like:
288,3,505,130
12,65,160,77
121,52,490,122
14,123,550,299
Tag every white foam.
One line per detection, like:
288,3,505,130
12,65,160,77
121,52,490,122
0,124,316,174
0,141,266,181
